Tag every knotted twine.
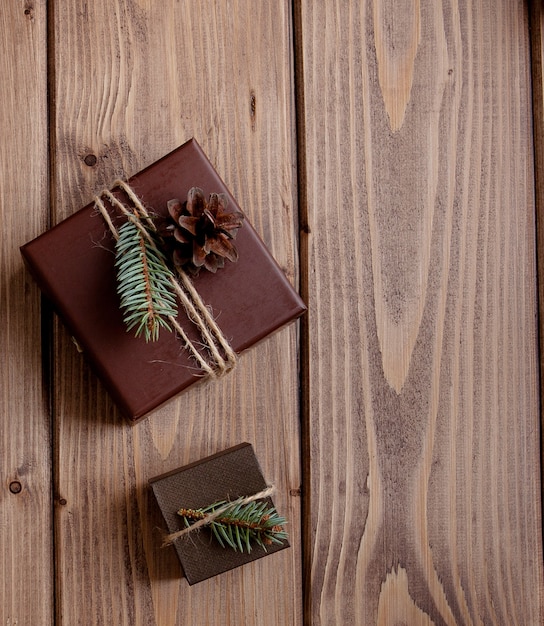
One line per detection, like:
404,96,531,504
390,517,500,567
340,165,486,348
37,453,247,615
93,180,237,378
161,484,276,547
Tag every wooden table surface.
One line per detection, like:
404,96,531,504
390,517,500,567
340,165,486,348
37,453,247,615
2,1,543,624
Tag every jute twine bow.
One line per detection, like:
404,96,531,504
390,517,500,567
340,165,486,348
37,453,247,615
161,484,276,547
93,180,237,377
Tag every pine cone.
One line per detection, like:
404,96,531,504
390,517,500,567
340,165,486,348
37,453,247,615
159,187,244,275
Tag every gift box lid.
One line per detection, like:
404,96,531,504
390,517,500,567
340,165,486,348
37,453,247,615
149,442,289,584
21,139,306,422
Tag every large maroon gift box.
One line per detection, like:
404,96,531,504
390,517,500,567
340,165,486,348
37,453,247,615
21,139,306,422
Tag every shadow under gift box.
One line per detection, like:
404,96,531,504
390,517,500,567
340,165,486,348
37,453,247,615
20,138,306,423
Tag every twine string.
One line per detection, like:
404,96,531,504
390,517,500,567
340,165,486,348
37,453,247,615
172,271,237,373
161,484,276,547
93,180,237,376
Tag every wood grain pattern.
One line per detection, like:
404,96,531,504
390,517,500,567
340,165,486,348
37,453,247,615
0,3,52,624
3,1,544,623
297,1,544,624
51,1,301,624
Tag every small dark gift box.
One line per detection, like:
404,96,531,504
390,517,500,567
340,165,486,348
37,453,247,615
21,139,306,422
149,443,289,584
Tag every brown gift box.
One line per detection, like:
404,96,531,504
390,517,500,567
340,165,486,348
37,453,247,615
149,443,289,584
20,139,306,422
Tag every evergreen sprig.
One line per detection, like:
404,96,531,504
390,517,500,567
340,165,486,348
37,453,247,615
177,499,288,553
115,218,178,342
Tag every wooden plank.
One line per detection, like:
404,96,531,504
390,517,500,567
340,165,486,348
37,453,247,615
0,2,53,624
297,1,544,623
530,0,544,505
50,1,301,624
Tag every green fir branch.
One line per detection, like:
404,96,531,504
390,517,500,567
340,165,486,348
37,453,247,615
177,499,288,553
115,218,178,342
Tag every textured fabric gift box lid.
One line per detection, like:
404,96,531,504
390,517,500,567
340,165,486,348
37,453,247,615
149,442,289,584
20,138,306,422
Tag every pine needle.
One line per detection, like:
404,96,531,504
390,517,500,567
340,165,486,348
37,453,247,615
177,499,288,553
115,219,178,342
